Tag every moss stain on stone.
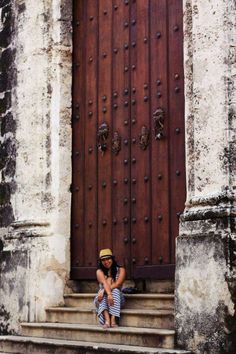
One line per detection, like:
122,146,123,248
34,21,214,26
0,305,14,335
0,0,16,227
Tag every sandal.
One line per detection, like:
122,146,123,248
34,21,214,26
103,321,110,329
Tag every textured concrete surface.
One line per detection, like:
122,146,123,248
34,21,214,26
176,0,236,353
0,0,72,334
0,336,193,354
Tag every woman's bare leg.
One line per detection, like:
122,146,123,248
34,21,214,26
111,315,118,327
103,310,110,328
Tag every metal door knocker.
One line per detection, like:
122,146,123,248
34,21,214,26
153,108,164,140
97,122,109,155
139,125,150,150
112,131,121,155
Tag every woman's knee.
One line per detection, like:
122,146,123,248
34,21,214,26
112,288,120,296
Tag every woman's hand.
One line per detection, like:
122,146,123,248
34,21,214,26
110,267,126,290
98,289,104,302
107,293,114,306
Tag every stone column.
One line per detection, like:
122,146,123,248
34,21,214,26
0,0,72,333
176,0,236,353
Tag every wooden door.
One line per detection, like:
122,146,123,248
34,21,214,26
71,0,185,280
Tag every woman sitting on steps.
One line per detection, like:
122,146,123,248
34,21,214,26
94,249,126,329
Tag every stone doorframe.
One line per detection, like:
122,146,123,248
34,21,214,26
176,1,236,353
0,0,72,333
0,0,235,353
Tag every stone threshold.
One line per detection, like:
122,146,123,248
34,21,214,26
21,322,175,335
46,306,174,315
64,293,175,299
0,336,193,354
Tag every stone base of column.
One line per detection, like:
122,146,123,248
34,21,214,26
175,207,236,354
0,220,69,334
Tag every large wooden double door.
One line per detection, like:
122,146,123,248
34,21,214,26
71,0,185,279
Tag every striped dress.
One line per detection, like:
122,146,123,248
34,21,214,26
94,267,125,325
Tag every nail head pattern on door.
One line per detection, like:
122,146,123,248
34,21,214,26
71,0,185,280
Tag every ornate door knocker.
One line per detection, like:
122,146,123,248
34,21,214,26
139,125,150,150
153,108,164,140
97,122,109,155
112,131,121,155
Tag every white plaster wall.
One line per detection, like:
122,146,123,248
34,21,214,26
177,1,236,352
184,0,236,203
4,0,72,324
28,235,68,322
176,231,236,353
177,242,234,316
14,0,72,227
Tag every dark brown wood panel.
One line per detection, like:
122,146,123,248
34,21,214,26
150,0,170,265
97,0,113,251
71,0,185,280
71,0,85,271
112,0,131,274
84,0,98,267
167,0,185,263
130,0,151,271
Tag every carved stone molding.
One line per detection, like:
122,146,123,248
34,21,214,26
181,206,236,222
6,220,52,239
185,190,235,208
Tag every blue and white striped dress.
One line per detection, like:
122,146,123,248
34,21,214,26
94,267,125,325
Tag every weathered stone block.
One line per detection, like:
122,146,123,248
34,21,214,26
0,0,11,8
0,73,7,92
0,248,28,333
0,182,11,204
0,138,16,171
0,92,11,114
1,47,15,71
176,216,236,354
1,112,16,135
0,3,13,48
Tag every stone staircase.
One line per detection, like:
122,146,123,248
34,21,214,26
0,290,192,354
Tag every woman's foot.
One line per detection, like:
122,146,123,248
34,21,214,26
102,321,110,329
110,315,118,328
111,322,118,328
102,310,110,329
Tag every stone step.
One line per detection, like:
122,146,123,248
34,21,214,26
64,293,175,310
74,280,175,294
46,307,174,329
21,322,175,349
0,335,193,354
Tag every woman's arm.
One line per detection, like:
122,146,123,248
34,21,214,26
96,269,112,294
110,267,126,290
96,269,114,305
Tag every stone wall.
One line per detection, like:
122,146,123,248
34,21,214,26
0,0,235,350
0,0,72,333
176,0,236,353
0,0,17,334
0,0,16,228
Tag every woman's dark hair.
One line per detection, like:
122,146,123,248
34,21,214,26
98,256,120,281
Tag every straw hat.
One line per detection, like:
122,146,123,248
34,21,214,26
99,248,113,260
